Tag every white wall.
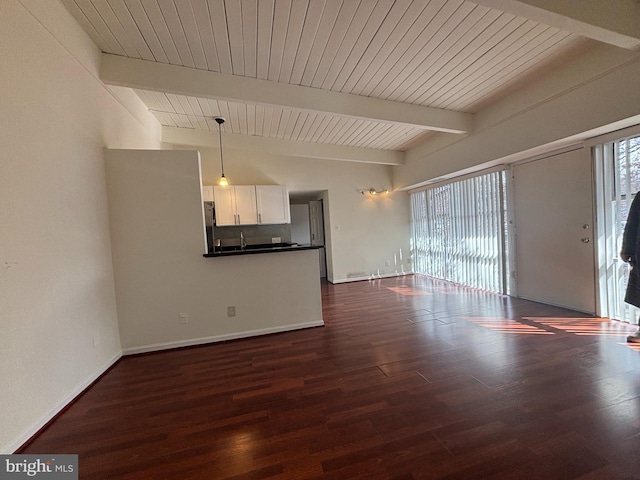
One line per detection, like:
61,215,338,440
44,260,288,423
0,1,162,453
105,150,323,353
192,147,412,282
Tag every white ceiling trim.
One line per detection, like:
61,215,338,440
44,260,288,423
162,126,404,166
472,0,640,50
101,53,474,134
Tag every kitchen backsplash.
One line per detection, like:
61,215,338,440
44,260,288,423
203,201,293,251
213,224,292,246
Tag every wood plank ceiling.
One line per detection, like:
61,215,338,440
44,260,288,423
61,0,586,151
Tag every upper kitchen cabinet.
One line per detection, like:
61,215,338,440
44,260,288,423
213,185,258,226
256,185,291,225
202,186,214,202
212,185,291,226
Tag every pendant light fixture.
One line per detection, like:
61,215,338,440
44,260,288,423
215,117,228,186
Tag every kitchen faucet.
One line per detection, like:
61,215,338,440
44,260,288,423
240,231,246,250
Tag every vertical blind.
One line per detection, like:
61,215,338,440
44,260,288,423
594,134,640,322
410,170,508,294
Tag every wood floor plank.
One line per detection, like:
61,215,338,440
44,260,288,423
19,275,640,479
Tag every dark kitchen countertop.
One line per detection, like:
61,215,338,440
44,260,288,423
203,243,322,258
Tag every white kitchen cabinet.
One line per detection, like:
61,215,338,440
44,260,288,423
202,185,214,202
256,185,291,224
213,185,258,226
234,186,258,225
213,185,290,226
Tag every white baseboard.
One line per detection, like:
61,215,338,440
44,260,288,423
6,351,121,454
331,272,414,284
122,320,325,355
516,295,596,315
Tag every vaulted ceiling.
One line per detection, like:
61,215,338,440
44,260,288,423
60,0,640,162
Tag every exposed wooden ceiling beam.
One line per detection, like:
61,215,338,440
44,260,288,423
101,54,473,135
162,126,405,166
474,0,640,50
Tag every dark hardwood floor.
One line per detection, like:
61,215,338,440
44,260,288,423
21,275,640,479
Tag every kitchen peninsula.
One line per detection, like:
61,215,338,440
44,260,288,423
106,149,324,355
204,243,321,257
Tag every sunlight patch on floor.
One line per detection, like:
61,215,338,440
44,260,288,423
526,317,637,337
464,316,553,334
387,285,432,296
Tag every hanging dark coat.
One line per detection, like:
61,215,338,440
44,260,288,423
622,193,640,308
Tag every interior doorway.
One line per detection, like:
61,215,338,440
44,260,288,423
290,193,327,278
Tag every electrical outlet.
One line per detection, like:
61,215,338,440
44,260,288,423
179,313,189,324
385,260,390,267
227,306,236,317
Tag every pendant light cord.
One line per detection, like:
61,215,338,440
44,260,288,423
218,122,225,177
215,117,227,185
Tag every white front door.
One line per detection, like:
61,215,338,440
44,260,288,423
512,149,596,313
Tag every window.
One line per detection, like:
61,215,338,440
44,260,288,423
410,169,509,294
595,134,640,322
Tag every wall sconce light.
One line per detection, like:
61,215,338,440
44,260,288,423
360,188,390,196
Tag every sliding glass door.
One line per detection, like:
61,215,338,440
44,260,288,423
410,169,509,294
595,134,640,323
